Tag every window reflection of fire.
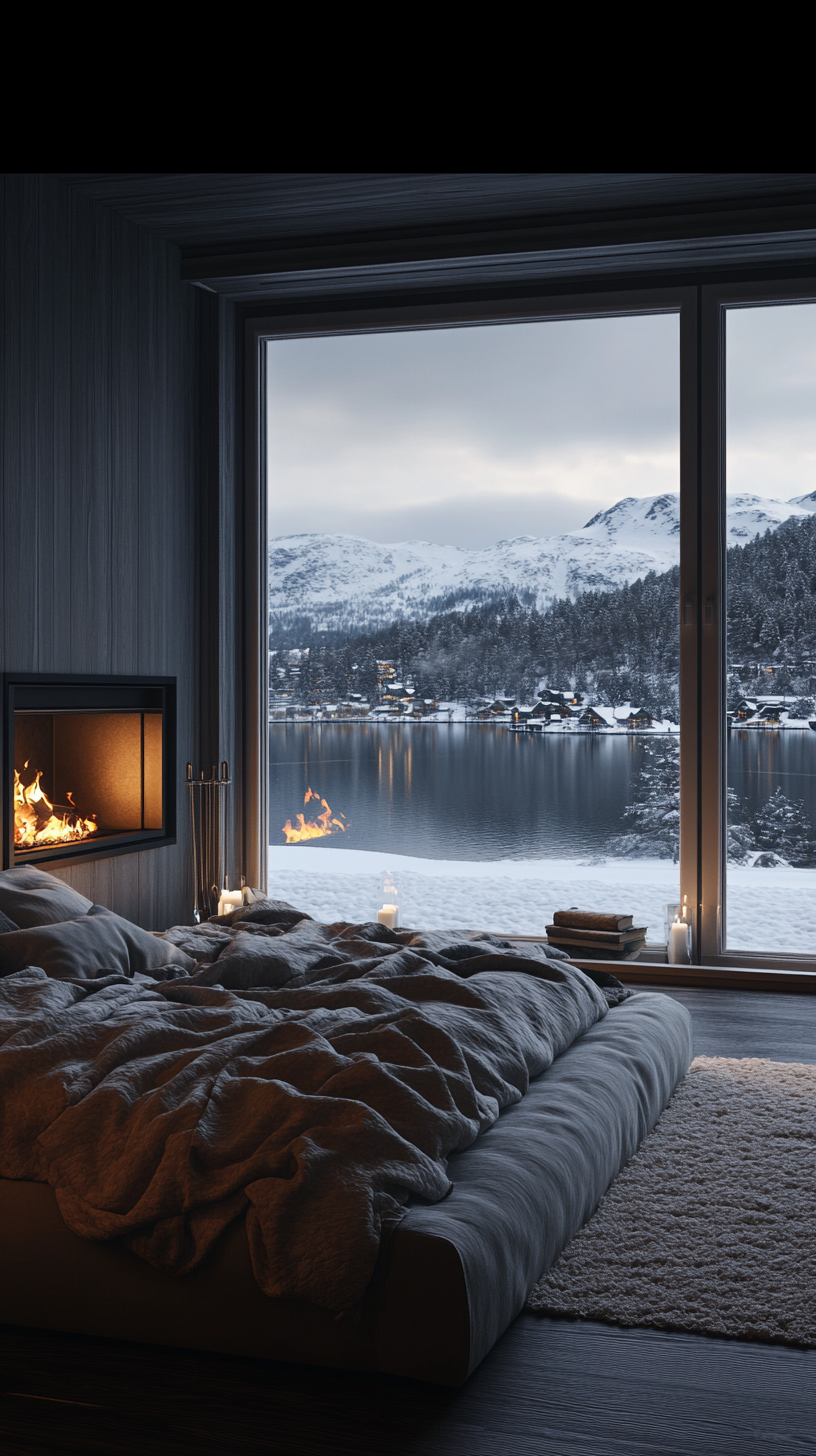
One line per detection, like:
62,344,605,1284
283,787,347,843
14,763,98,848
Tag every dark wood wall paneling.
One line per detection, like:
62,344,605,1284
0,174,210,929
192,287,241,891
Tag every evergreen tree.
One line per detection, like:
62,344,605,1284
611,737,680,861
727,788,755,864
752,789,816,867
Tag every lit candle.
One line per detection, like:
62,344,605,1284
218,890,243,916
377,904,399,929
668,918,690,964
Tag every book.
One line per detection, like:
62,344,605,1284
559,943,647,961
552,908,634,932
545,924,647,945
546,935,647,961
546,934,646,952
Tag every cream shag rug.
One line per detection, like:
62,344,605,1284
527,1057,816,1347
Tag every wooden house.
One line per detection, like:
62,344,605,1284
623,707,654,728
577,705,614,729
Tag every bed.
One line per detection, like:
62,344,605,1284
0,868,691,1386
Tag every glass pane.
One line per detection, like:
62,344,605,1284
725,302,816,955
267,315,681,960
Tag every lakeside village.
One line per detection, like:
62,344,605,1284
270,654,816,735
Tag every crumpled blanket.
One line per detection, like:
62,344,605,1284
0,900,629,1312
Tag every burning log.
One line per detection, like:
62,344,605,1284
14,763,98,848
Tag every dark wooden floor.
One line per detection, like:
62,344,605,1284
2,988,814,1456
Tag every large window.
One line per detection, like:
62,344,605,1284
251,279,816,975
265,311,681,951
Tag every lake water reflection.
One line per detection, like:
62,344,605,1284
728,728,816,826
271,723,650,860
271,720,816,860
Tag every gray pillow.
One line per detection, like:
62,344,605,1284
0,866,94,929
0,905,195,982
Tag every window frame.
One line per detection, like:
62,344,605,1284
699,279,816,972
244,279,816,979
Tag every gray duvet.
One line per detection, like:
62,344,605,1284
0,901,626,1313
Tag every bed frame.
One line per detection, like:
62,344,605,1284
0,992,691,1386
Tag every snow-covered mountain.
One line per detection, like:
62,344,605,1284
269,492,813,634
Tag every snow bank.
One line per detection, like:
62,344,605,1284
266,846,816,956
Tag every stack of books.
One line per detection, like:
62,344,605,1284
545,908,648,960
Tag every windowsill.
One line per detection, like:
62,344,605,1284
503,936,816,992
578,960,815,993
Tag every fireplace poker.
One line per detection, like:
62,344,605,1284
186,762,231,923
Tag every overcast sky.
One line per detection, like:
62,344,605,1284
727,302,816,499
267,303,814,550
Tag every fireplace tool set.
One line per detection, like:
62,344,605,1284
186,762,235,922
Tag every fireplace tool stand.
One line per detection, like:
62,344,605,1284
186,762,231,922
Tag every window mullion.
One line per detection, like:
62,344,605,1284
698,288,727,962
679,289,704,959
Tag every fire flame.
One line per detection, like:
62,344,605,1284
282,787,347,844
14,763,98,848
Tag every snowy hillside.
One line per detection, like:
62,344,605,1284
269,493,813,633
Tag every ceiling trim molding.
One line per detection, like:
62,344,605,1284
186,228,816,303
180,201,816,282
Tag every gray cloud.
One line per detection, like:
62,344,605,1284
268,490,614,550
726,303,816,498
267,303,814,549
268,312,679,457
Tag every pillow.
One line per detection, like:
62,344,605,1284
0,905,195,982
0,909,19,933
224,898,312,928
0,866,94,929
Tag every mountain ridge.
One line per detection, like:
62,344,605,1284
269,492,813,634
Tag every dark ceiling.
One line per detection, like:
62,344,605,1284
57,173,816,252
55,174,816,304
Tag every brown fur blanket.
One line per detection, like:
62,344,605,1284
0,901,624,1311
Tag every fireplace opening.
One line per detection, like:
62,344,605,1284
4,676,176,868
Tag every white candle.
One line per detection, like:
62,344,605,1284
668,918,690,964
377,904,399,929
218,890,243,916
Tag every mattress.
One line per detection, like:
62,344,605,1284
0,991,691,1386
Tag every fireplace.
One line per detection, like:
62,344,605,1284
3,675,176,868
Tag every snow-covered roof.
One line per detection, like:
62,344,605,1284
581,705,616,725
